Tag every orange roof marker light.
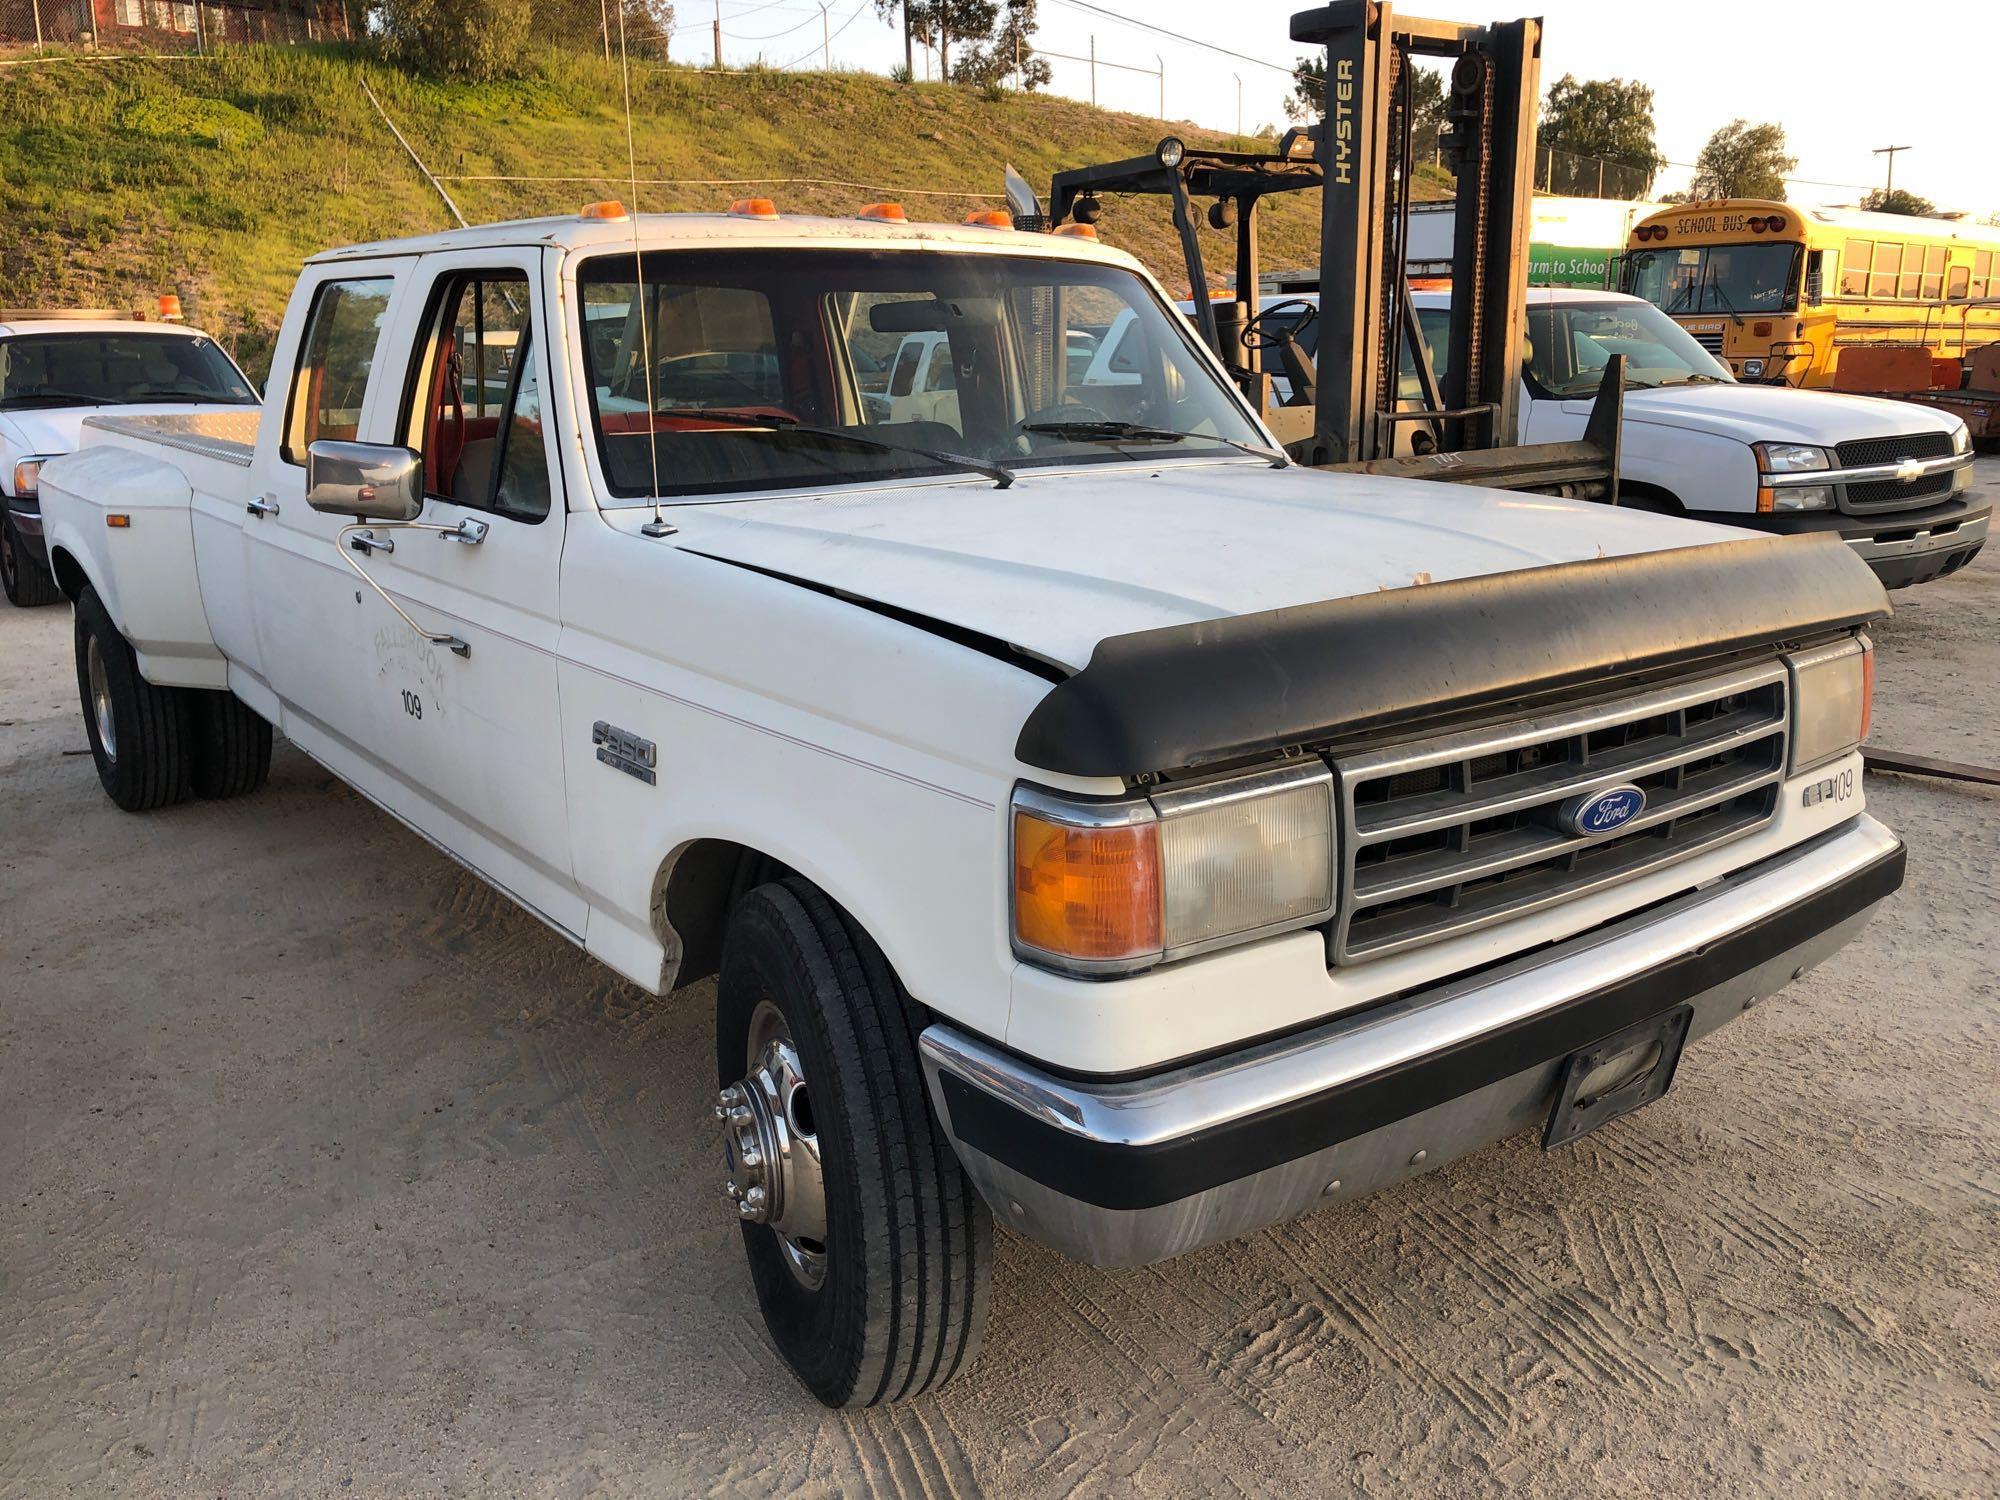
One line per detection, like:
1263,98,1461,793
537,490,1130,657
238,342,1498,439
156,294,184,321
858,202,908,222
964,209,1014,228
579,200,629,221
729,197,780,220
1053,223,1099,240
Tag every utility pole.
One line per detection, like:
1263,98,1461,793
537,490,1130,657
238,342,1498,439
1233,72,1242,144
903,1,913,82
1156,53,1163,120
940,13,949,81
820,2,829,69
1089,34,1096,107
1873,144,1911,196
713,0,722,69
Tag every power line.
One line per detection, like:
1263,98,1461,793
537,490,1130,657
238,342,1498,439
773,1,869,71
1043,0,1303,77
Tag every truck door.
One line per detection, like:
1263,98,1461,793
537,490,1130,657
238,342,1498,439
344,249,584,937
244,264,407,737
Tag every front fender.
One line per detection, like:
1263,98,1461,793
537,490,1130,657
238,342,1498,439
38,448,226,688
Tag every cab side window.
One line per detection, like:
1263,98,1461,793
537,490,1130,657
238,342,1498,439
404,271,550,522
284,277,395,464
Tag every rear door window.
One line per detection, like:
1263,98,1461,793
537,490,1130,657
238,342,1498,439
284,277,395,464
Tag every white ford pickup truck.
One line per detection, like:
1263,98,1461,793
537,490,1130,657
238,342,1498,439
38,207,1905,1407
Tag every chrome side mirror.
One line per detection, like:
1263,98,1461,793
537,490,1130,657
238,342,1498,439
306,439,423,522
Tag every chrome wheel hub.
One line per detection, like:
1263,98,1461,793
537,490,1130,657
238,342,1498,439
719,1001,827,1289
87,636,116,763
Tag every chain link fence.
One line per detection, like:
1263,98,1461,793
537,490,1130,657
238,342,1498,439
1535,144,1654,202
0,0,352,53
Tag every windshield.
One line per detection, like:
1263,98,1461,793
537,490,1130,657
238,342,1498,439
1623,243,1800,316
1523,300,1733,397
577,248,1266,500
0,332,258,411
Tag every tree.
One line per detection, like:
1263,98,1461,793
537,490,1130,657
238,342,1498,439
953,1,1051,90
873,1,999,80
1862,187,1937,217
1683,119,1794,200
1539,74,1664,184
377,0,534,79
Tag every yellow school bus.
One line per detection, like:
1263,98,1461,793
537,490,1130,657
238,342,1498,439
1620,198,2000,388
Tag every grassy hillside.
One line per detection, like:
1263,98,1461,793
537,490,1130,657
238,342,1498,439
0,47,1414,381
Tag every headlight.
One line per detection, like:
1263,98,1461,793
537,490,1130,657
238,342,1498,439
1753,442,1830,473
1786,636,1872,774
1770,485,1835,512
1011,762,1335,974
11,458,47,500
1951,422,1972,456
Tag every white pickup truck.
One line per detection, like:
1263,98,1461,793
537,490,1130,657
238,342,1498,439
1,312,260,607
39,206,1905,1407
1248,289,1986,589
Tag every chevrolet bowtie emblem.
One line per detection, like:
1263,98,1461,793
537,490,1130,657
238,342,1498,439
1896,457,1925,482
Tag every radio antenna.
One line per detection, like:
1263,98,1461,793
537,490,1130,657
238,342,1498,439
615,3,671,536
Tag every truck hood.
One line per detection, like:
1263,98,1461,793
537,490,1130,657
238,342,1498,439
1561,382,1961,448
1,402,250,462
658,461,1753,672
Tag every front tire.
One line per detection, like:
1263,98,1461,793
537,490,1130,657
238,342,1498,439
73,586,192,811
716,878,992,1407
2,513,60,607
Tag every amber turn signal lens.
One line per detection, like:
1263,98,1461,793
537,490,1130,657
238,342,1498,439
1012,808,1162,964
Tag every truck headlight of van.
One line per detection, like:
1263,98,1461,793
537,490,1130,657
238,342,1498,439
1755,442,1830,473
1753,442,1834,512
1950,422,1972,457
10,457,49,501
1786,636,1872,773
1011,762,1335,974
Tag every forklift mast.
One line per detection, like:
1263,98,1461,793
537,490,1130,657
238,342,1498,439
1289,1,1541,465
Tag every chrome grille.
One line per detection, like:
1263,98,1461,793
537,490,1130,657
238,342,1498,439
1835,432,1953,468
1330,661,1789,963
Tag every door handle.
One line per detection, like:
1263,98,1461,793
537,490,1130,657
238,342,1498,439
333,522,469,659
437,517,488,546
245,496,280,518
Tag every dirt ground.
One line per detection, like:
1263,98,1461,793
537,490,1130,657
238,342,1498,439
4,465,1996,1500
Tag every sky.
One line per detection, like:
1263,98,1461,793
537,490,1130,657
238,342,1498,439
695,0,1998,218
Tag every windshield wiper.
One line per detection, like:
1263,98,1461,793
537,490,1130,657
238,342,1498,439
1020,419,1287,468
0,391,101,409
121,387,255,404
643,408,1012,488
1700,266,1746,327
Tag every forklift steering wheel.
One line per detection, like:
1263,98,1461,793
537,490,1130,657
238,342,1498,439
1240,300,1316,352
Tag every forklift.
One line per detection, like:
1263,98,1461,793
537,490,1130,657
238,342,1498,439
1019,0,1624,499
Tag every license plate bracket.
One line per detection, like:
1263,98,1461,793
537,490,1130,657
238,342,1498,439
1542,1005,1693,1150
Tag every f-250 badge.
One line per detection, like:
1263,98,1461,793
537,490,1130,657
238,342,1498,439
593,721,657,785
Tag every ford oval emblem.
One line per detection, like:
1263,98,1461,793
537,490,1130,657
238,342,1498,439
1559,784,1647,837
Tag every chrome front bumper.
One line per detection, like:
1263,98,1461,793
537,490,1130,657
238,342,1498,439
921,816,1904,1268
